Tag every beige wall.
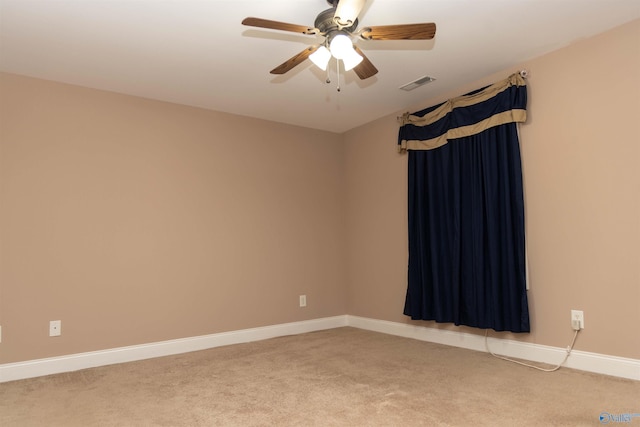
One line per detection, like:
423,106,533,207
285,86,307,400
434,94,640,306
1,19,638,365
344,19,640,359
0,74,347,363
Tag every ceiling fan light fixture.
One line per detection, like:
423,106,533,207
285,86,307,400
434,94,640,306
309,46,332,70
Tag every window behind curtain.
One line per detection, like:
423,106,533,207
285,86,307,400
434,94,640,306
398,73,530,333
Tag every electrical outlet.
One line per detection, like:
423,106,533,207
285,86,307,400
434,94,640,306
299,295,307,307
49,320,62,337
571,310,584,330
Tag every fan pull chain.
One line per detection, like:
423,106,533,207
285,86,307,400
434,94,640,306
336,59,341,92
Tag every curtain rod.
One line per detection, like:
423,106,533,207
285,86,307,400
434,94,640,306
397,70,529,123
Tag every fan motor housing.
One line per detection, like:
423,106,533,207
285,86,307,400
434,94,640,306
314,8,358,33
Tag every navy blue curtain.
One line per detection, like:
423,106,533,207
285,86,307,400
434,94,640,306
399,73,530,333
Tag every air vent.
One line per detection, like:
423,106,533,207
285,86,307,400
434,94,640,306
399,76,436,91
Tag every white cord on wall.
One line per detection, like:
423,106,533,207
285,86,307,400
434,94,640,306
485,329,580,372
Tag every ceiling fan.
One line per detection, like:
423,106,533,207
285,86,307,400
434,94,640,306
241,0,436,80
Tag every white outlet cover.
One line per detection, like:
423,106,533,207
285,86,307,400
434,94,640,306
571,310,584,329
49,320,62,337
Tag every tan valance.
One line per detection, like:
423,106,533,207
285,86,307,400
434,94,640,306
398,73,527,152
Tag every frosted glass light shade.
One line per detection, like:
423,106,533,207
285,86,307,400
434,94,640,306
329,34,353,60
342,48,363,71
309,46,331,70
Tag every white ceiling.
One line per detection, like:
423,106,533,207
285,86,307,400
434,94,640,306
1,0,639,133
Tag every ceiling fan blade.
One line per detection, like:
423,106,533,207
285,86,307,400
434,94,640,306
361,23,436,40
334,0,366,27
270,46,319,75
242,17,317,35
352,46,378,80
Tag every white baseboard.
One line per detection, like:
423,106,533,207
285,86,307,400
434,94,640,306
2,314,638,383
346,315,640,381
0,315,348,383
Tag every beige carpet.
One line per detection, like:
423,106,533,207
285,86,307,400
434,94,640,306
1,327,638,426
